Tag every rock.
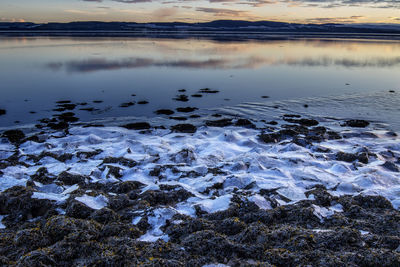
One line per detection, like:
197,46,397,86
261,96,269,98
344,120,370,128
66,201,94,219
58,171,87,185
206,119,233,127
173,95,189,102
259,133,281,143
155,109,175,115
283,118,319,127
191,94,202,98
335,152,358,163
137,101,149,104
381,161,400,172
2,129,25,144
47,121,69,130
121,122,151,130
0,109,6,116
119,102,135,108
90,208,119,224
43,215,100,243
198,88,219,94
93,100,103,103
18,250,56,266
171,124,197,133
235,119,256,128
176,107,198,113
103,157,137,168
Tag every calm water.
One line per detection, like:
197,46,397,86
1,36,400,130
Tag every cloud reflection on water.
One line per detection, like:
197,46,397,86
46,55,400,73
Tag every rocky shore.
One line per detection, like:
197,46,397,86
1,113,400,266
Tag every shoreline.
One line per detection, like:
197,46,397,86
1,113,400,265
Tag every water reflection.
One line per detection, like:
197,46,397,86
46,56,400,73
1,36,400,129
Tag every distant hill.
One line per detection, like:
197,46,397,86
1,20,400,34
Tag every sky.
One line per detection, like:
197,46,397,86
1,0,400,24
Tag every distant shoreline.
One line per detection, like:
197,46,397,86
2,31,400,41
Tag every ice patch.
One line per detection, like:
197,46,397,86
198,195,232,213
312,204,343,222
249,194,272,210
0,215,6,229
138,208,176,242
75,194,108,210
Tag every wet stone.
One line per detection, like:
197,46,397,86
344,119,370,128
155,109,175,115
171,124,197,133
2,129,25,144
173,95,189,102
121,122,151,130
381,161,400,172
176,107,198,113
235,119,256,129
206,119,233,127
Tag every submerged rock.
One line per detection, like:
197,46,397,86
206,119,233,127
2,129,25,144
344,119,370,128
171,124,197,133
155,109,175,115
121,122,151,130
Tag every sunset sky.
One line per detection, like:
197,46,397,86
1,0,400,24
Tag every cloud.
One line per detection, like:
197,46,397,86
195,7,249,17
302,15,366,23
0,18,26,22
79,0,400,8
153,7,179,18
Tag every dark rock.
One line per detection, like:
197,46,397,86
259,133,281,143
235,119,256,128
191,94,202,98
190,114,201,118
119,102,135,108
206,119,233,127
111,181,144,194
80,107,95,112
56,100,71,104
30,167,55,184
58,171,87,185
90,208,119,224
93,100,103,103
261,96,269,98
284,118,319,127
18,250,56,266
48,121,69,130
344,119,370,128
121,122,151,130
267,121,278,125
57,103,76,110
381,161,400,172
2,129,25,144
66,201,94,219
335,152,358,163
171,124,197,133
0,186,55,225
155,109,175,115
137,100,149,104
199,88,219,94
43,215,101,243
176,107,198,113
103,157,137,168
173,95,189,102
178,89,186,92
